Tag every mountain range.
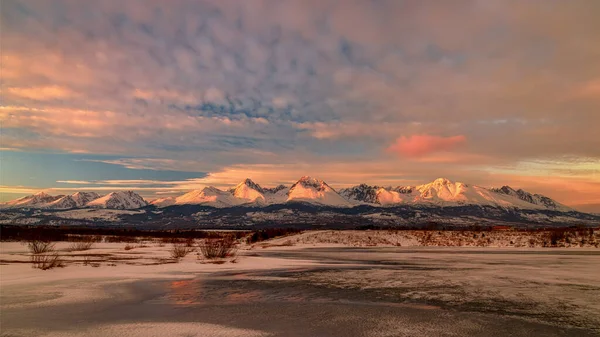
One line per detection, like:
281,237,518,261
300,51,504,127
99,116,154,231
0,191,148,210
0,176,575,212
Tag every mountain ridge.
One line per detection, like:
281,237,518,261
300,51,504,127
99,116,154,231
0,177,579,213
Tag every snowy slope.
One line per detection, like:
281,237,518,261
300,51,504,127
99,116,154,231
411,178,535,208
0,192,63,209
44,192,101,209
263,185,289,204
230,179,267,204
86,191,148,209
376,187,414,205
71,192,101,206
174,187,241,208
150,197,176,207
490,186,572,211
286,176,351,207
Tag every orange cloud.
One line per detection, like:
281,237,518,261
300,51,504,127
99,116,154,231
6,85,76,100
572,79,600,99
387,134,467,157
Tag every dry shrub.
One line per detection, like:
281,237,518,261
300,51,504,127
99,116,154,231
27,240,55,254
170,243,195,260
124,244,135,251
199,237,237,259
67,241,94,251
31,252,64,270
185,238,195,247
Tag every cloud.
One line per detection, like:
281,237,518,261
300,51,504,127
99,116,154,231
387,135,467,157
6,85,77,100
204,87,225,102
571,79,600,99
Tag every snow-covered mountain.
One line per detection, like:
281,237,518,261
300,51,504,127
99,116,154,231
489,186,571,211
149,196,177,207
339,178,573,211
338,184,381,205
0,192,63,208
286,176,351,207
151,180,290,208
0,177,578,213
44,192,101,209
230,179,267,204
86,191,148,209
172,186,242,208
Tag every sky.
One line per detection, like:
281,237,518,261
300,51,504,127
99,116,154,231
1,0,599,212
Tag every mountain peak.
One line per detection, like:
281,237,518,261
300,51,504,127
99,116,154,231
291,176,330,192
86,190,147,209
433,178,452,185
298,175,318,182
237,178,263,192
287,176,350,206
201,186,222,193
231,179,266,203
339,184,380,204
490,186,570,211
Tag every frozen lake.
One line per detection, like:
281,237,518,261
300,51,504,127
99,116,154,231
1,246,599,336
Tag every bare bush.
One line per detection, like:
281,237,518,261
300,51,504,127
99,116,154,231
170,243,194,260
27,240,55,254
199,237,238,259
31,252,64,270
67,241,94,251
124,244,135,251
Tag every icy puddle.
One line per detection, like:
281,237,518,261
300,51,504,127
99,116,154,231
1,247,599,336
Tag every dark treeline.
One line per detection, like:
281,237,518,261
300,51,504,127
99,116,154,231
0,224,594,243
0,225,306,244
246,228,302,244
0,225,250,242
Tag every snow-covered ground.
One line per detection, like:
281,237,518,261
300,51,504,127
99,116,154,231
1,233,599,336
257,229,600,248
0,241,317,288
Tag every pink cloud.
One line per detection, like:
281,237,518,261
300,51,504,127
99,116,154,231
387,134,467,157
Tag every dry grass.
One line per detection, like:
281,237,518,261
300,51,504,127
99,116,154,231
170,243,195,260
199,237,238,259
27,240,55,254
31,252,64,270
67,241,94,251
